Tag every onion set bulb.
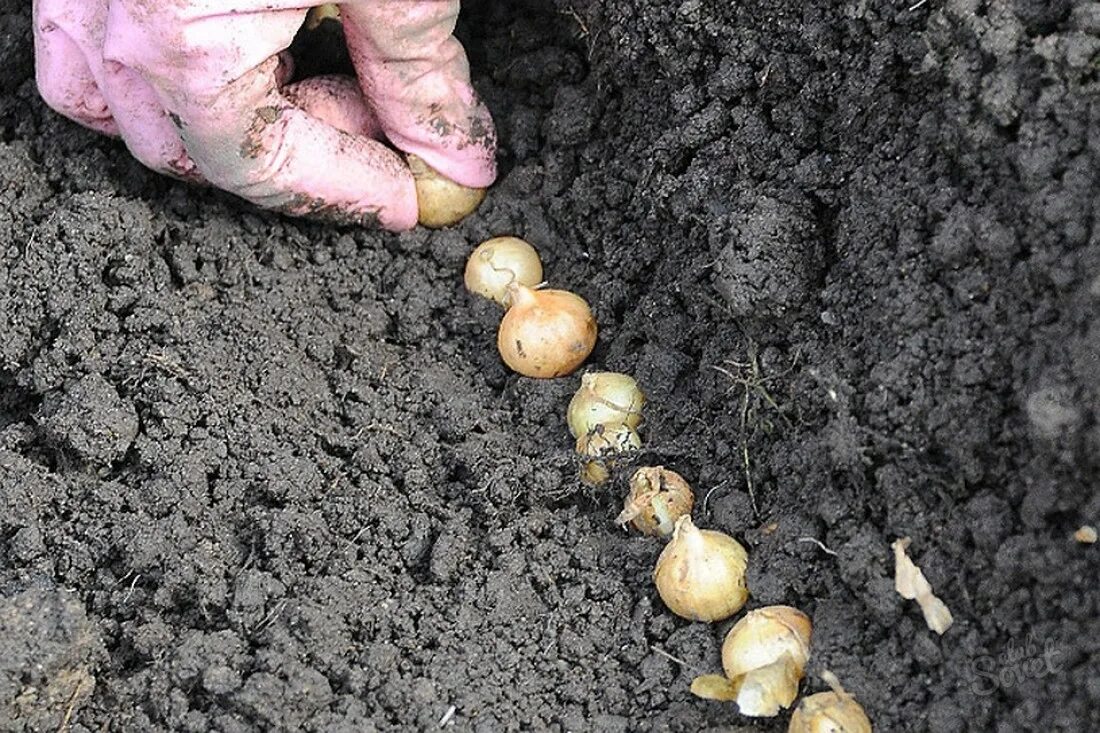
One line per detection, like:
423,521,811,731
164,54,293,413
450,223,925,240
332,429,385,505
617,467,694,537
465,237,544,306
567,372,645,438
497,284,597,378
788,688,872,733
408,154,486,228
576,423,642,486
691,605,812,717
653,516,749,622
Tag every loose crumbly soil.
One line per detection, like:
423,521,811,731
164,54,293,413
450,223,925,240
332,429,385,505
2,0,1098,731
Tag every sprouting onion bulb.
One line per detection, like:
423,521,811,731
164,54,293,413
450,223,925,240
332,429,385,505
464,237,543,306
691,605,812,717
567,372,645,438
576,423,641,486
617,467,694,537
788,688,872,733
497,284,597,378
653,516,748,622
407,154,486,228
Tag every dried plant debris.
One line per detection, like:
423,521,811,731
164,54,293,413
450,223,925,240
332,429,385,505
892,537,954,635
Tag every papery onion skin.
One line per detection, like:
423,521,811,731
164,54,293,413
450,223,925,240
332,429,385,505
580,460,610,486
567,372,645,438
720,605,812,717
464,237,543,306
722,605,812,679
618,467,694,537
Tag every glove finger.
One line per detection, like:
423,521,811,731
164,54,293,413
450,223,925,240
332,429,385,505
342,1,497,189
98,60,204,182
103,4,417,230
33,1,119,136
281,74,382,140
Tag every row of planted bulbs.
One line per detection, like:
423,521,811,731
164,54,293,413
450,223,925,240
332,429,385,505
463,235,871,731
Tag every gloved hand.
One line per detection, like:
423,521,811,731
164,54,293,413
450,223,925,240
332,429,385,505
33,1,497,230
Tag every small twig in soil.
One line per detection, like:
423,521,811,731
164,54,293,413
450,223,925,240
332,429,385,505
56,674,94,733
253,600,287,634
740,442,759,518
352,421,408,440
710,362,761,517
649,645,705,674
710,345,801,519
559,5,600,62
561,6,589,37
111,570,135,587
758,63,772,87
143,351,189,380
797,537,838,556
122,574,141,604
701,480,728,517
317,525,369,574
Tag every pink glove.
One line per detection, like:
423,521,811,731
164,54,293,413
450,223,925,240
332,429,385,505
33,1,497,230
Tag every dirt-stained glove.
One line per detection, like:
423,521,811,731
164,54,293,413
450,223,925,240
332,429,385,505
33,1,497,230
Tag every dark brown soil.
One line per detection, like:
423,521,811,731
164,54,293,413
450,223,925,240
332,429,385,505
2,0,1098,731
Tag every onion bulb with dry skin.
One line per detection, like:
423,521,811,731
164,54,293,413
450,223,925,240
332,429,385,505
691,605,812,717
788,689,872,733
617,467,694,537
464,237,543,306
567,372,645,438
407,154,486,228
653,516,748,622
576,423,642,486
498,284,597,378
